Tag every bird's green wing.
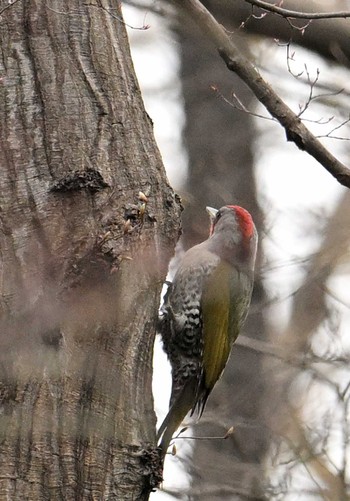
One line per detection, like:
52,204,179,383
201,261,239,394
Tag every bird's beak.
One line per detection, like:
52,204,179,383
206,207,218,236
206,206,218,221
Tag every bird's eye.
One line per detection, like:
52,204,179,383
215,211,222,222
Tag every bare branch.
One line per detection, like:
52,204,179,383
244,0,350,20
171,0,350,188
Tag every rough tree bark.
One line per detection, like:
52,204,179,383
0,1,180,499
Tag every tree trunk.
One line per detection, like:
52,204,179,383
0,1,180,499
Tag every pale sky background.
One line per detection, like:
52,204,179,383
124,3,350,499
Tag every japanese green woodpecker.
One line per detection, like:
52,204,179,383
157,205,257,455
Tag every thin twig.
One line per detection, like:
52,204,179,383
0,0,21,17
244,0,350,20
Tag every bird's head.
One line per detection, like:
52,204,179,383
206,205,257,266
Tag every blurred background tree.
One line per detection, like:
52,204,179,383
126,0,350,499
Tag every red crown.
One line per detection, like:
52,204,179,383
226,205,254,238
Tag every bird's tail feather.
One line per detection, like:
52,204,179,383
157,378,197,457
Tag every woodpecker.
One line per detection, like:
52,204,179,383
157,205,257,455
